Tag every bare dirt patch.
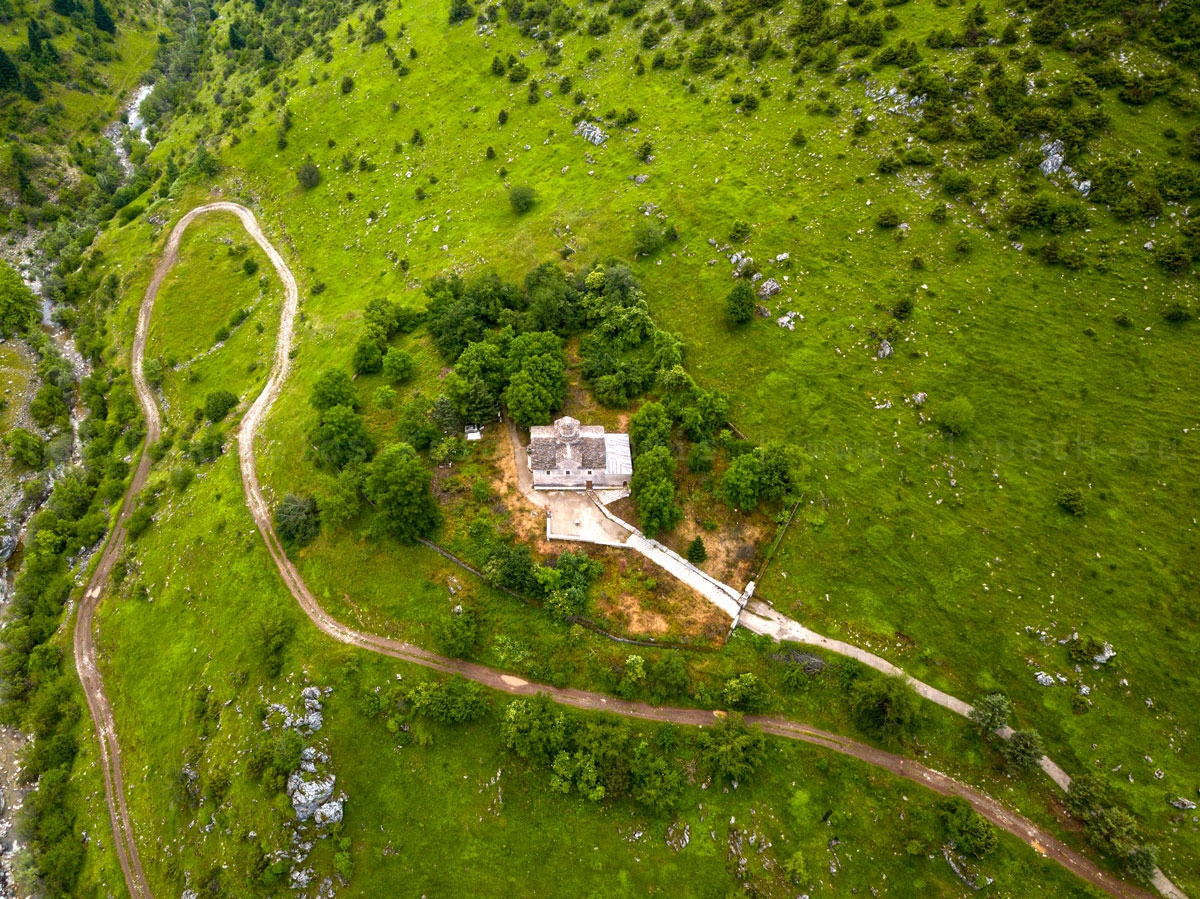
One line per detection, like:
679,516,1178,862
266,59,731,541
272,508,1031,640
591,550,729,645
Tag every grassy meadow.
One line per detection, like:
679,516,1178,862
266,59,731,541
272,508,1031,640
66,0,1200,892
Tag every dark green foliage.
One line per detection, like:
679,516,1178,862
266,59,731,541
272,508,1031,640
1002,729,1045,774
253,607,294,677
92,0,115,33
296,161,321,188
875,206,902,228
0,262,39,337
204,389,238,422
188,429,225,464
4,428,44,468
968,693,1010,735
1057,486,1087,516
686,442,713,473
340,74,354,93
938,396,974,435
941,797,998,858
503,332,567,426
382,347,415,382
629,401,671,456
448,0,474,24
726,281,755,325
30,384,70,431
352,337,383,375
722,451,761,509
700,713,765,783
729,220,752,242
437,604,478,658
850,674,918,743
685,536,707,564
310,368,358,412
501,694,571,766
630,445,681,537
509,184,536,214
313,405,373,468
408,676,489,723
364,443,440,542
722,673,768,712
274,494,320,546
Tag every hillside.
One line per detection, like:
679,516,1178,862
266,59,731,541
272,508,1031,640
1,0,1198,896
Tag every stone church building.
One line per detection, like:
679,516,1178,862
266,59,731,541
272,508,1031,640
528,416,632,490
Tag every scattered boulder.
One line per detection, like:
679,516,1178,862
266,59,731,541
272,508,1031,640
1093,643,1116,664
911,392,927,406
1169,798,1197,810
877,340,893,359
574,121,607,145
757,278,781,299
288,773,336,821
1035,671,1056,686
314,800,344,826
754,304,771,318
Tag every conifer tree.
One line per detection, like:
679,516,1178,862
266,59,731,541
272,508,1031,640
93,0,116,34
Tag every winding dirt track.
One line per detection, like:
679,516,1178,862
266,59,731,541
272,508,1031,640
74,203,1163,899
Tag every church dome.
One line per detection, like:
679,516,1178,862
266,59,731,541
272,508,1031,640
555,416,581,440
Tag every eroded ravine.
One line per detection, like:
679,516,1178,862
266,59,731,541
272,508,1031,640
74,203,1172,899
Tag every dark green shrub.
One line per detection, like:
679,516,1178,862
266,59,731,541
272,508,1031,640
275,493,320,546
509,184,536,214
204,389,238,422
1057,486,1087,516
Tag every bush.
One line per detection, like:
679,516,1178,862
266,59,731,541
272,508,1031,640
726,281,755,325
938,397,974,436
311,368,358,412
408,677,489,723
296,161,321,189
968,693,1010,735
686,536,707,564
632,222,665,256
382,347,415,382
437,605,478,658
850,674,917,743
170,465,195,493
509,184,536,214
941,797,998,858
352,337,383,375
242,258,259,276
729,220,752,242
875,207,902,228
1162,301,1191,323
4,428,44,468
275,493,320,546
790,129,807,148
722,673,768,712
686,442,713,473
340,75,354,94
204,389,239,422
700,714,765,782
877,155,902,175
1002,729,1045,774
1057,486,1087,516
892,296,914,320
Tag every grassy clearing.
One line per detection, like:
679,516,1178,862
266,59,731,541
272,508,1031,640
145,211,282,425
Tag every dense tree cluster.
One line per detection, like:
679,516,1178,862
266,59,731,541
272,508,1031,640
501,694,761,812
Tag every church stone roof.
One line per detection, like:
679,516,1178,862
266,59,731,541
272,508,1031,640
529,416,622,472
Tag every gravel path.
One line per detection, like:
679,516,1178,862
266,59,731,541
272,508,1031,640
73,203,1179,899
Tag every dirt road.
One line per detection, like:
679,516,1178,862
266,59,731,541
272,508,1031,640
74,203,1169,899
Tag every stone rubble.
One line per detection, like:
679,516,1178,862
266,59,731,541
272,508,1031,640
574,121,607,145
